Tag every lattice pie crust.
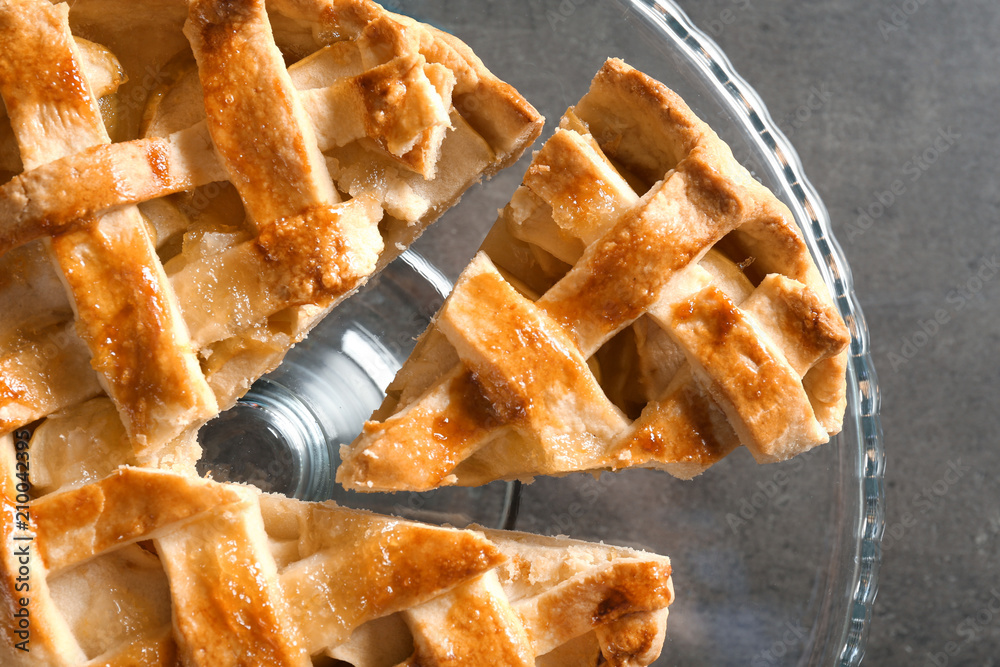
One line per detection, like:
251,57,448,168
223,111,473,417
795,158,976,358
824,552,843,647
0,435,673,666
0,1,678,664
0,0,542,474
339,58,850,492
0,1,847,662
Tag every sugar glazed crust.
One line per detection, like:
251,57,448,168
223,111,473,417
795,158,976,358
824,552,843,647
0,2,678,666
339,58,850,492
0,440,673,665
0,2,845,661
0,0,542,473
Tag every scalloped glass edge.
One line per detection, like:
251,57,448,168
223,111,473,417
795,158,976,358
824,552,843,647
626,1,885,663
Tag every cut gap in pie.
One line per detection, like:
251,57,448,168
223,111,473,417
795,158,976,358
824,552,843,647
0,0,543,481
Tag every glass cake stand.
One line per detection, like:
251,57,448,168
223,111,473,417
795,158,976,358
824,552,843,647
197,1,884,664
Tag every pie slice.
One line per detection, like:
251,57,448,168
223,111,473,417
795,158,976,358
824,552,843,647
0,433,673,666
0,0,542,471
339,58,851,492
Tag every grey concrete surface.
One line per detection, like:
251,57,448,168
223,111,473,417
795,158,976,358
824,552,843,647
403,1,1000,663
669,2,1000,664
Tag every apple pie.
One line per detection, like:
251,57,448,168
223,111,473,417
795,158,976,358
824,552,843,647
0,2,679,664
339,58,851,492
0,0,542,471
0,434,673,666
0,0,843,661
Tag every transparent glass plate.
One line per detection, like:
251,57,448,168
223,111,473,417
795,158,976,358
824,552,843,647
197,1,885,664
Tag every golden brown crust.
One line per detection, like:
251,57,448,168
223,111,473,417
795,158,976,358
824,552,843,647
595,610,670,667
522,560,673,654
393,528,673,667
340,366,506,492
742,274,851,376
520,128,638,254
0,0,542,467
0,321,103,434
0,3,105,167
0,0,218,453
50,216,219,451
537,146,746,354
32,467,246,573
186,0,339,223
279,513,506,652
479,527,673,664
383,14,543,163
667,285,828,462
80,626,177,667
401,573,535,667
0,124,226,256
254,198,384,305
613,369,741,479
0,52,455,255
572,57,708,185
340,254,629,492
156,492,311,667
341,58,850,490
3,441,673,666
0,8,689,666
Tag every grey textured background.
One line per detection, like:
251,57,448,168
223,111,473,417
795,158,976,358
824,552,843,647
669,1,1000,664
403,1,1000,663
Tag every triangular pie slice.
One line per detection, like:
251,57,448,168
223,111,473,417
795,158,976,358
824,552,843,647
339,58,850,492
0,0,542,472
0,433,673,666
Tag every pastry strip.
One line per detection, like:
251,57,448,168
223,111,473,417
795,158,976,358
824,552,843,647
156,490,311,667
339,59,851,491
0,0,217,453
